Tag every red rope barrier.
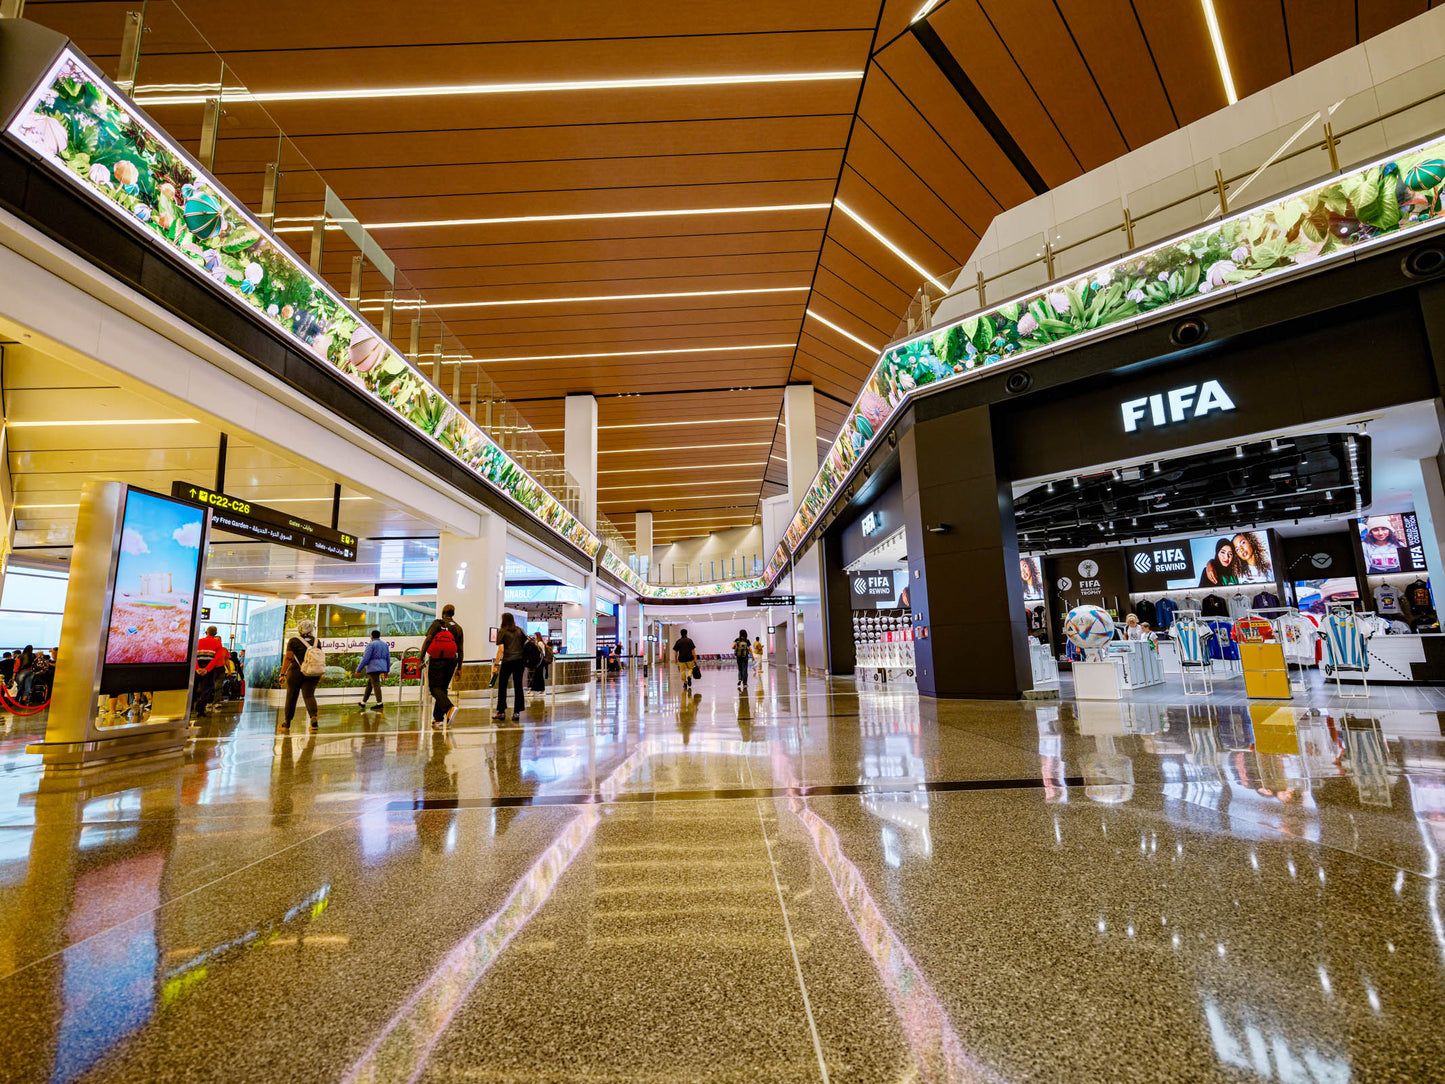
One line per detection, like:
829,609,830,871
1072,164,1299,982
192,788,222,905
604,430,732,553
0,686,51,716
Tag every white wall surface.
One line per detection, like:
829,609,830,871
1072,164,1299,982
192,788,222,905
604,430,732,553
652,524,764,578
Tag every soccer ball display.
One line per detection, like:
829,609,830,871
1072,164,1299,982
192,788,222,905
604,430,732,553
1063,605,1115,652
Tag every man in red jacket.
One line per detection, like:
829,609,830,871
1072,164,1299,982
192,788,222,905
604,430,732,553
193,626,228,718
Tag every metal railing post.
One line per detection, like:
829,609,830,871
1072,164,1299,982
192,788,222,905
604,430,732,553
115,10,143,93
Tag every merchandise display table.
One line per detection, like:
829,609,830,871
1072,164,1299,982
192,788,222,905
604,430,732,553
1330,632,1445,683
1073,659,1125,700
1029,642,1060,691
1105,641,1163,688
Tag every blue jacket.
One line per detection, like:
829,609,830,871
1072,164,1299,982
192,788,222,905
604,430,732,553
358,639,391,674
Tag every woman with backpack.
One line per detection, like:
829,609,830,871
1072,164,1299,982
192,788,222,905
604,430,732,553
732,629,752,689
280,618,325,731
422,604,463,729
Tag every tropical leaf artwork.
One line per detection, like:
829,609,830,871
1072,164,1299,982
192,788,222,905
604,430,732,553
781,136,1445,553
8,50,604,561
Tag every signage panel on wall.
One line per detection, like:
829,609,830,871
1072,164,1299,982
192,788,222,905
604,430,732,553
1358,512,1428,574
861,511,883,537
171,482,357,562
1126,531,1275,591
747,595,795,607
848,569,909,610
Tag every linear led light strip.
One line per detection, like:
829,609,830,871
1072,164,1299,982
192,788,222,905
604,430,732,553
467,343,795,365
136,70,863,107
806,310,882,353
833,199,948,292
274,202,830,234
1200,0,1238,105
15,496,371,510
6,418,200,427
600,462,765,473
532,417,779,434
360,286,809,311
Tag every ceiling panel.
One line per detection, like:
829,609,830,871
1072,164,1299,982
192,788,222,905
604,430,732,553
22,0,1426,542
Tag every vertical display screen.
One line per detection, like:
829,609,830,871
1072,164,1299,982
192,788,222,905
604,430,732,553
101,488,206,693
1020,556,1044,601
1357,512,1428,575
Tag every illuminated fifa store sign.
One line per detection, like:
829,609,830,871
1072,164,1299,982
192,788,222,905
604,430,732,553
861,511,883,536
1121,380,1235,433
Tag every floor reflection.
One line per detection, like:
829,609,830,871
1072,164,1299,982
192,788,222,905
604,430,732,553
0,667,1442,1081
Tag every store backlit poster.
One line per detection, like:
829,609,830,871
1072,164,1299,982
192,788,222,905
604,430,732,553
1358,512,1428,574
1020,556,1044,601
1129,532,1275,591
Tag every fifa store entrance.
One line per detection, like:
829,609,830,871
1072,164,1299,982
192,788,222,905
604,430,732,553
814,233,1445,703
1017,406,1445,702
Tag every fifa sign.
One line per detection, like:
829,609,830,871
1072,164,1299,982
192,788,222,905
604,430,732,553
1121,380,1235,433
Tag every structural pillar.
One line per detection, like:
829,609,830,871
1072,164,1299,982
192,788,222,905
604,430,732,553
783,384,819,508
635,511,653,582
437,509,507,683
565,393,599,532
783,383,823,673
900,405,1030,699
1407,453,1445,598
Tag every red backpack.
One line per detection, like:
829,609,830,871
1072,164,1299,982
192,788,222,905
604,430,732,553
426,625,458,660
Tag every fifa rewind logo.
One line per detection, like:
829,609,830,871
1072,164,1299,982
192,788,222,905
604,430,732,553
1121,380,1235,432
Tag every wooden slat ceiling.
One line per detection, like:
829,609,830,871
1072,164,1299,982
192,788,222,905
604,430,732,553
26,0,1428,547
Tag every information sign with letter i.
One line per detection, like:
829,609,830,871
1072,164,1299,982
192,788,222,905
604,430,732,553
28,481,211,768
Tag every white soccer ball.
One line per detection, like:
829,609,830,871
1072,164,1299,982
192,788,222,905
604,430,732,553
1063,605,1115,652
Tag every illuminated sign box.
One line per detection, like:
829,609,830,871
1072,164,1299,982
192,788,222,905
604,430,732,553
172,482,357,562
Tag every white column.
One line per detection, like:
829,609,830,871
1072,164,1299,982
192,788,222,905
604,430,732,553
585,565,598,663
783,383,824,673
565,393,599,531
635,511,653,581
783,383,819,511
1408,455,1445,589
437,509,507,660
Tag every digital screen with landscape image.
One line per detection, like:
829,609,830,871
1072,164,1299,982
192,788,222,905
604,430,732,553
104,490,204,668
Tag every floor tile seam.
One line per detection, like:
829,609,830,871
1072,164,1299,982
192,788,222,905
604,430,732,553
386,777,1087,811
1120,789,1445,883
748,769,831,1084
0,805,368,984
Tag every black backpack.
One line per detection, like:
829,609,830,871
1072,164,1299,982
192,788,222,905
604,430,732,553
522,638,542,668
735,639,750,661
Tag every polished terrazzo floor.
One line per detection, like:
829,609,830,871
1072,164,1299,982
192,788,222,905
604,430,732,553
1,663,1443,1082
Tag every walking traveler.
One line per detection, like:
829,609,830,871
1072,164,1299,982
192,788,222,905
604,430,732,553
733,628,752,688
355,629,390,711
493,612,527,721
673,628,698,691
524,632,545,694
280,619,325,732
14,646,35,705
422,604,464,729
752,636,764,677
192,626,228,717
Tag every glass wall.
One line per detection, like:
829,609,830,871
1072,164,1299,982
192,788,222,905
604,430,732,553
0,566,267,653
0,566,67,652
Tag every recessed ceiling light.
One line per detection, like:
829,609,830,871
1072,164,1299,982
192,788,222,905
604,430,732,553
601,442,772,453
275,203,830,234
6,418,200,427
833,199,948,292
806,310,881,353
600,462,766,474
1200,0,1238,104
362,285,810,311
466,343,795,365
135,70,864,107
912,0,941,21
